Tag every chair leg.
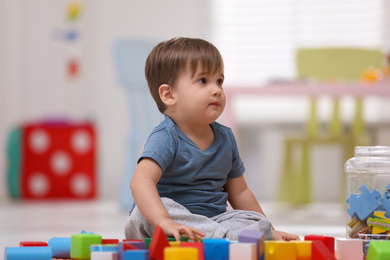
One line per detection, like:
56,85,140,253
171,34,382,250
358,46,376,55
292,141,311,204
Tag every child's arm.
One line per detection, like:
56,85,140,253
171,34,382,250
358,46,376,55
130,158,204,241
224,175,300,241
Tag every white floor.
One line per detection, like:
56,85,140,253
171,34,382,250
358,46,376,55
0,199,347,260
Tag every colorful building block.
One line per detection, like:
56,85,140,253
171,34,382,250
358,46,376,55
4,246,52,260
123,240,146,249
238,229,265,260
336,239,364,260
48,237,71,258
366,240,390,260
229,243,257,260
180,242,204,260
265,241,296,260
123,249,150,260
102,239,119,245
70,233,102,259
90,244,118,252
91,251,118,260
7,121,97,199
304,235,334,254
311,241,336,260
19,241,48,247
164,247,198,260
290,241,312,260
149,225,170,260
203,238,229,260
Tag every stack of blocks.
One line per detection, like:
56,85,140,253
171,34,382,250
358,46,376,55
4,228,390,260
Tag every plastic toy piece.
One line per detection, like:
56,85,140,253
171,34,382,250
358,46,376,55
70,233,102,259
346,184,382,221
238,230,265,260
123,249,150,260
102,239,119,244
381,184,390,218
180,242,204,260
367,211,390,234
90,244,118,252
229,243,257,260
265,241,296,260
336,239,364,260
4,246,52,260
164,247,198,260
91,251,118,260
366,240,390,260
290,241,312,260
123,240,146,249
48,237,71,258
19,241,48,247
169,241,181,247
149,225,170,260
203,238,230,260
311,241,336,260
304,235,334,254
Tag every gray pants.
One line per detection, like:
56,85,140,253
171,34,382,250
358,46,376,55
124,197,273,241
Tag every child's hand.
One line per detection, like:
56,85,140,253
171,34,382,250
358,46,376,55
157,218,205,242
272,230,300,241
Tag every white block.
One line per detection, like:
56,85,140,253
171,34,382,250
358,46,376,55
229,243,257,260
91,251,118,260
336,239,363,260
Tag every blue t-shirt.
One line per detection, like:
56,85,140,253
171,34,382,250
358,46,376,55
139,115,245,218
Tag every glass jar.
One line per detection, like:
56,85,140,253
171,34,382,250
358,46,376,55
345,146,390,240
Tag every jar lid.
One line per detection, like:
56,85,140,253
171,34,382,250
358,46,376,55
355,146,390,157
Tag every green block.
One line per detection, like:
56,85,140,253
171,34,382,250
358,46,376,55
144,236,190,249
367,240,390,260
70,234,102,259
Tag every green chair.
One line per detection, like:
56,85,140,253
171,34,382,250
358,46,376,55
278,48,384,204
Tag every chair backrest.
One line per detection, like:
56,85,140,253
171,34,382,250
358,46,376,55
112,38,163,139
296,48,383,80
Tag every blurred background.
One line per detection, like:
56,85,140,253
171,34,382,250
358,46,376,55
1,0,390,209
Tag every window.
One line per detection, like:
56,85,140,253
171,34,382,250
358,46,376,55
211,0,390,86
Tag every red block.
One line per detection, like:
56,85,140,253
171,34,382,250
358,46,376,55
305,235,335,253
102,239,119,244
149,226,170,260
21,122,96,199
20,241,48,247
312,241,336,260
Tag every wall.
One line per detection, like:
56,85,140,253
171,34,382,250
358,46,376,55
0,0,211,202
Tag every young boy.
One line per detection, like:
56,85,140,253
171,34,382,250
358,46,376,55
124,37,299,241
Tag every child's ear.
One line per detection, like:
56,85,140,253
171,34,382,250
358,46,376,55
159,84,176,106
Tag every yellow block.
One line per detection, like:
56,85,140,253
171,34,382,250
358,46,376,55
290,241,312,260
169,241,181,247
164,247,198,260
265,241,296,260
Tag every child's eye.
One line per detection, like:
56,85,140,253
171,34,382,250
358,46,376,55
198,78,207,84
217,79,223,86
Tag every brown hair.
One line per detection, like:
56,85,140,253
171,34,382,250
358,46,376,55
145,37,224,113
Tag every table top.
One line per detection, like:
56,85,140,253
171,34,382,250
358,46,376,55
224,78,390,97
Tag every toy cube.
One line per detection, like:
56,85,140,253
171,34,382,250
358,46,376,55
181,242,204,260
336,239,363,260
290,241,312,260
311,241,336,260
229,243,257,260
165,247,198,260
265,241,296,260
123,249,149,260
203,238,229,260
70,233,102,259
238,230,265,260
7,121,96,199
48,237,71,258
304,235,334,254
366,240,390,260
91,251,118,260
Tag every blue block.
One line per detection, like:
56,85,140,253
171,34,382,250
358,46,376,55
90,244,118,252
203,238,230,260
48,237,71,258
123,249,150,260
4,246,52,260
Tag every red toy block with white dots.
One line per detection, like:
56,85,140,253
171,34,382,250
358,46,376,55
20,121,97,199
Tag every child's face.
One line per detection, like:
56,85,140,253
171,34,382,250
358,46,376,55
172,63,226,125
